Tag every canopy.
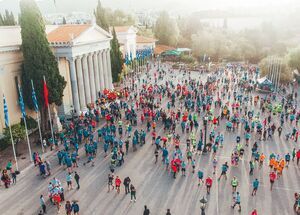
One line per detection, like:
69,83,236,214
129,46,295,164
161,50,181,56
257,77,272,85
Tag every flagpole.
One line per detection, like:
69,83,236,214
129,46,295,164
18,84,32,162
8,123,18,171
23,116,32,161
31,80,44,153
3,94,19,171
43,76,55,148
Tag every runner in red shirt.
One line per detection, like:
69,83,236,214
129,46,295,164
205,176,213,194
115,176,122,194
269,171,276,190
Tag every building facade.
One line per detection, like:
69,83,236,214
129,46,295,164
111,26,137,59
0,24,113,134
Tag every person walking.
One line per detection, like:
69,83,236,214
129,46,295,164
66,173,73,190
218,162,228,181
108,173,114,192
65,201,72,215
205,176,213,194
124,176,131,194
231,176,238,193
296,149,300,165
115,176,122,194
71,200,80,215
231,191,241,212
197,170,204,186
269,171,276,190
143,205,150,215
252,179,259,196
130,184,136,202
40,195,46,214
74,172,80,190
166,209,171,215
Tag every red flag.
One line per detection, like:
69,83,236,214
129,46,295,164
43,80,49,107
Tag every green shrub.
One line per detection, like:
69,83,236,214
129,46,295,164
20,116,37,130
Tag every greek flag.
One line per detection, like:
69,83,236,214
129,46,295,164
31,81,39,112
3,94,9,128
18,85,26,118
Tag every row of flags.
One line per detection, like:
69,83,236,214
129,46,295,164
3,78,50,168
3,79,47,127
124,47,153,65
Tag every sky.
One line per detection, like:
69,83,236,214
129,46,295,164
0,0,299,15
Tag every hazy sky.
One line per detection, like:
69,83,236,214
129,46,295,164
0,0,299,15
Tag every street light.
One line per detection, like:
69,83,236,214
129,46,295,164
203,116,208,153
200,196,207,215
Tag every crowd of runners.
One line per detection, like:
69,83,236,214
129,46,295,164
1,59,300,214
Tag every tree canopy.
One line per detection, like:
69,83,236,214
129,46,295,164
0,10,16,26
94,0,109,31
154,11,179,47
19,0,66,112
288,48,300,71
110,27,123,83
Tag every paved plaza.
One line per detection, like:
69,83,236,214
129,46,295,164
0,63,299,215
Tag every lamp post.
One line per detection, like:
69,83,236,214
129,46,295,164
200,196,207,215
203,116,208,153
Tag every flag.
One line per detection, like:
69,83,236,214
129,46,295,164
3,94,9,128
31,81,39,112
18,85,26,119
43,79,49,107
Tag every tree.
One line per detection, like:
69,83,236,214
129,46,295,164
154,11,179,46
0,10,16,26
288,48,300,71
62,17,67,24
19,0,66,132
110,27,123,83
259,56,293,83
4,124,26,155
94,0,109,31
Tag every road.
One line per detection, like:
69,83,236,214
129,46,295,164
0,63,299,215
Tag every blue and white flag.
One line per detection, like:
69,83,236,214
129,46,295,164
18,85,26,119
31,81,39,112
3,94,9,128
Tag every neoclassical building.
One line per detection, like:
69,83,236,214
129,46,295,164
0,24,113,134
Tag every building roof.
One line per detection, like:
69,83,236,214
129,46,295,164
154,45,175,55
47,24,91,43
110,26,138,34
112,26,131,33
0,24,111,52
136,35,157,43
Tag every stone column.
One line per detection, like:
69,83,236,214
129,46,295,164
82,54,91,104
93,52,100,96
98,51,105,91
75,56,86,109
67,57,80,114
106,49,113,89
102,49,109,89
88,53,96,102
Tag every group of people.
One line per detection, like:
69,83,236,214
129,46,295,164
2,58,299,215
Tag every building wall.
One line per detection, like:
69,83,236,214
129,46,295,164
0,50,35,134
57,57,73,115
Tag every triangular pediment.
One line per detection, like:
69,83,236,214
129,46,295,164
73,25,112,45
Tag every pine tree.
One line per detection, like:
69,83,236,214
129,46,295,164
0,14,3,25
19,0,66,131
62,17,67,24
110,27,123,83
94,0,109,31
0,10,16,26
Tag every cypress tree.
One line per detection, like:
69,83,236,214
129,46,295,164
110,27,123,83
0,14,3,25
94,0,109,31
19,0,66,131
